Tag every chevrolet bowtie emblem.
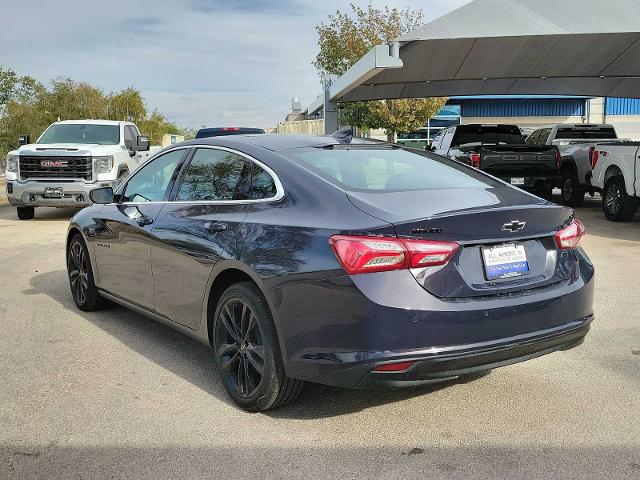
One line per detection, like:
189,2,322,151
502,220,526,232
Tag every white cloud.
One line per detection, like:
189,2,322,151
0,0,472,130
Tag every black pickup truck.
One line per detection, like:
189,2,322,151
431,124,561,199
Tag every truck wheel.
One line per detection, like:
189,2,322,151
117,169,129,186
16,206,35,220
603,175,637,222
561,173,585,207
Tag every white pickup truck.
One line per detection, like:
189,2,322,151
4,119,158,219
526,124,620,206
591,142,640,221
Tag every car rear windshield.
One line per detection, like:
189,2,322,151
37,124,120,145
195,128,265,138
452,125,524,146
555,127,617,140
284,147,499,192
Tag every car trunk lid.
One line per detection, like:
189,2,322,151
347,187,574,298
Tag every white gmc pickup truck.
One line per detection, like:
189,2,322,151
4,120,157,219
591,141,640,221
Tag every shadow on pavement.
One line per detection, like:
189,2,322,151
25,269,490,419
1,444,639,480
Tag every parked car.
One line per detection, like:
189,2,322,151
526,124,620,206
67,134,594,411
591,141,640,221
195,127,265,138
4,120,158,220
431,124,561,199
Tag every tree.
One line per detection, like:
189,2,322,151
314,4,446,140
0,68,191,166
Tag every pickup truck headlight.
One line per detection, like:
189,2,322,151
93,156,114,174
5,154,18,173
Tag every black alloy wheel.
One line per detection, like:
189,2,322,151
216,298,265,398
603,176,637,222
66,234,109,311
68,240,89,305
212,282,304,411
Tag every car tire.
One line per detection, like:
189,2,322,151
67,234,110,311
603,175,637,222
561,173,585,207
17,206,35,220
212,281,304,411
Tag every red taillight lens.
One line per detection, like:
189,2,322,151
222,127,241,131
329,235,459,274
555,150,562,169
329,236,406,274
590,148,599,169
470,153,481,168
401,239,460,268
555,219,585,249
373,361,416,372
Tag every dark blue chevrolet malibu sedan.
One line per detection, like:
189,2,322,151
67,134,594,411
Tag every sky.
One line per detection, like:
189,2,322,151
0,0,472,130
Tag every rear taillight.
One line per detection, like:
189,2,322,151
469,153,481,168
555,150,562,169
555,219,585,249
222,127,241,131
402,239,459,267
590,147,599,169
329,235,459,275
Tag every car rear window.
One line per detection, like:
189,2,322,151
452,125,524,146
555,127,617,140
284,147,499,192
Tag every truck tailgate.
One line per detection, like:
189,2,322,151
480,145,558,176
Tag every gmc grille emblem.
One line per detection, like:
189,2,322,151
502,220,526,232
40,160,67,167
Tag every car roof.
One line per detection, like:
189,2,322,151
180,134,383,152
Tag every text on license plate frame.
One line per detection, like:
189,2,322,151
44,187,64,198
510,177,525,185
481,243,530,280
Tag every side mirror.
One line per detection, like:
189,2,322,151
131,135,150,152
90,187,114,204
18,134,30,146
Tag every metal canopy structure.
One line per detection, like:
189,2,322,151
311,0,640,133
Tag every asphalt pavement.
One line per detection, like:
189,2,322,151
0,195,639,479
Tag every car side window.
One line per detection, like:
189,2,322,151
526,130,540,145
176,148,251,201
122,149,185,203
247,161,277,199
442,128,455,150
431,131,444,150
538,128,552,144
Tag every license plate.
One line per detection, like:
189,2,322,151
481,243,529,280
510,177,525,185
44,187,63,198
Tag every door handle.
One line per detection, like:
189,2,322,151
204,221,227,233
136,214,153,227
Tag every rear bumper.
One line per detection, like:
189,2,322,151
7,180,115,207
357,318,590,388
275,248,594,389
496,173,560,191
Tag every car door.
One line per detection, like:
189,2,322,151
150,146,262,329
92,147,188,309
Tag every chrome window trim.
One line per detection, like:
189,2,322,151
114,144,284,206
